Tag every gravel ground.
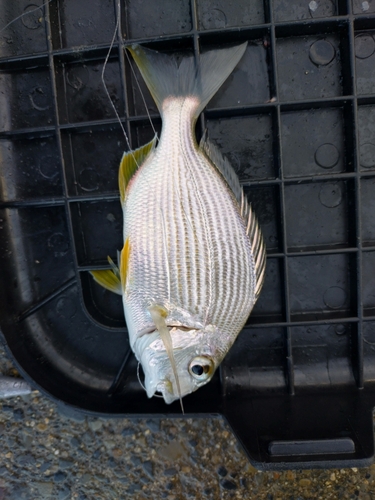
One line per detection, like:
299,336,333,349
0,344,375,499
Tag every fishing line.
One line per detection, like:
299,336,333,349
123,47,158,139
136,362,164,398
102,0,158,166
101,0,134,156
0,0,53,35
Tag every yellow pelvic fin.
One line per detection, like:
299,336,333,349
90,255,122,296
120,237,131,292
119,135,157,204
107,255,120,280
148,305,184,414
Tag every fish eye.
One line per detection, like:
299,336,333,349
189,356,214,381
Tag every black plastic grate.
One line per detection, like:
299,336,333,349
1,0,375,469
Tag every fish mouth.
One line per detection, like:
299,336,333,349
148,381,175,403
147,378,186,404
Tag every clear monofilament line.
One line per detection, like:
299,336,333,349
101,0,134,155
0,0,53,34
123,47,158,140
102,0,158,165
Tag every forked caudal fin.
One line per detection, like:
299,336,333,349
127,42,248,120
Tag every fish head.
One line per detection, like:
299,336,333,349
138,326,219,404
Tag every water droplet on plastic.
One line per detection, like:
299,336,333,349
360,143,375,168
315,143,340,169
56,297,77,319
22,4,43,30
355,34,375,59
319,183,342,208
335,324,346,335
48,233,69,257
78,168,99,192
323,287,347,309
362,1,370,11
66,66,89,90
28,87,49,111
206,8,227,29
75,18,91,28
309,40,336,66
38,155,59,179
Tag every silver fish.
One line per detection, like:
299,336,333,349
91,43,266,407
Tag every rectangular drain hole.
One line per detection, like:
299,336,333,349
268,438,355,456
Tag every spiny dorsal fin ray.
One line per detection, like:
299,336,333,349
119,135,157,204
199,132,242,204
245,202,266,301
90,238,132,296
90,255,122,295
107,255,120,280
199,133,266,301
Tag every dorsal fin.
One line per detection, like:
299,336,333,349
199,132,242,203
243,200,266,300
119,135,157,203
200,133,266,300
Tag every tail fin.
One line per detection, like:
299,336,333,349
128,43,247,119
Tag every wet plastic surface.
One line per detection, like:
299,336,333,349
1,0,375,470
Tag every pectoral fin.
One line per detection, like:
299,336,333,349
119,135,157,203
120,237,131,292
